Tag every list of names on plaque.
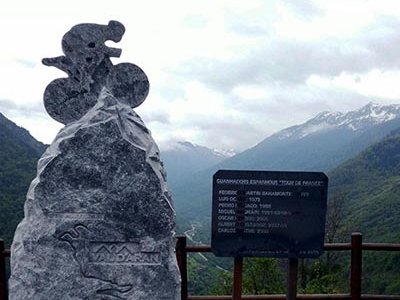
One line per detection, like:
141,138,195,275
211,170,328,258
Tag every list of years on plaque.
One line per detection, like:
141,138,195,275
215,178,325,235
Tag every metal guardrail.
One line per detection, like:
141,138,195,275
1,233,400,300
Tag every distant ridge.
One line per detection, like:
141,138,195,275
0,112,46,156
172,102,400,220
215,102,400,172
273,102,400,141
161,141,234,190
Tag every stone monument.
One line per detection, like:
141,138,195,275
9,20,180,299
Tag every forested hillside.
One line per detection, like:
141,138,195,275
330,127,400,242
0,113,46,247
327,128,400,293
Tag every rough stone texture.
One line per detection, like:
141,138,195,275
10,90,180,299
42,20,149,124
10,21,180,300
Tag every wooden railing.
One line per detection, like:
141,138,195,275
1,233,400,300
176,233,400,300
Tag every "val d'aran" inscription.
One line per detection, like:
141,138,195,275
89,242,161,265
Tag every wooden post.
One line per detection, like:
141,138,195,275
350,232,362,300
232,256,243,300
0,240,7,300
176,236,188,300
287,258,298,300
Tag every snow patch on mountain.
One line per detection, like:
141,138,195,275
213,148,236,158
162,140,236,158
298,122,336,139
274,102,400,140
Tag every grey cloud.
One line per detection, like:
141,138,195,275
141,110,171,125
195,120,266,151
155,84,185,100
228,22,269,36
166,15,400,151
190,84,380,150
225,2,278,37
359,16,400,66
180,88,378,151
262,88,379,116
152,85,383,151
282,0,323,19
225,81,380,115
175,16,400,92
0,98,19,110
226,1,321,36
0,98,45,116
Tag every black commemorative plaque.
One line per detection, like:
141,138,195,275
211,170,328,258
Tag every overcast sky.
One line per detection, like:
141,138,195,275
2,0,400,152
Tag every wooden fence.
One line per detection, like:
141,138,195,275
1,233,400,300
175,233,400,300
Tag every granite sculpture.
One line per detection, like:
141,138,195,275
9,20,180,300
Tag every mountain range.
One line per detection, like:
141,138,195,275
216,102,400,171
171,102,400,220
160,141,234,189
1,102,400,293
1,102,400,246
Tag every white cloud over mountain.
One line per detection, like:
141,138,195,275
2,0,400,151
